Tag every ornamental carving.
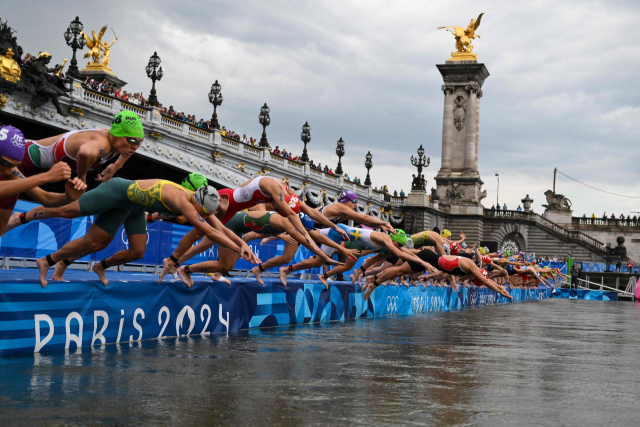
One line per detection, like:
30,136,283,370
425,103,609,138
453,95,467,131
465,83,483,99
441,84,455,95
445,181,465,202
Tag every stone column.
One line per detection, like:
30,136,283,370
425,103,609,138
439,85,455,174
463,88,477,172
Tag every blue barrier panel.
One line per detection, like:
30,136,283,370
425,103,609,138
550,288,618,300
0,273,551,356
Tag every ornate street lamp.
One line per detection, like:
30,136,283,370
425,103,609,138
364,151,373,186
145,51,163,106
208,80,223,130
335,137,345,175
64,16,85,79
258,103,270,147
300,122,311,162
410,144,430,191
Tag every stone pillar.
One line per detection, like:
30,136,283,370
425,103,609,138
439,85,455,174
434,62,489,215
463,88,477,172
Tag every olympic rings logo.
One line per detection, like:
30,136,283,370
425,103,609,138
387,296,398,314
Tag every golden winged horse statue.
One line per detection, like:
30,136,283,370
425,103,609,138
438,13,484,60
80,25,108,66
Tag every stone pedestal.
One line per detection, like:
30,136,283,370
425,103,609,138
543,209,572,225
406,189,430,207
78,68,127,89
434,61,489,215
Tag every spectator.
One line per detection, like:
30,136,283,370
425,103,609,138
620,213,625,219
242,134,248,143
610,213,615,219
634,215,638,221
491,205,495,210
328,168,335,175
273,146,280,155
400,189,405,197
591,213,595,219
503,203,507,210
324,165,329,173
628,259,634,272
582,213,586,218
616,256,621,273
517,205,523,212
602,212,607,219
393,190,398,197
344,173,350,182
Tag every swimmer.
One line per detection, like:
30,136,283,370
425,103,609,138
9,178,259,287
0,125,86,235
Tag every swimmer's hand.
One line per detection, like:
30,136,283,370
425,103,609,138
325,258,344,267
339,247,359,261
46,162,72,183
381,223,395,233
65,178,86,200
95,163,119,183
336,227,350,241
241,244,261,264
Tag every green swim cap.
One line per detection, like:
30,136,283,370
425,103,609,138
110,111,144,139
390,229,408,246
182,173,208,191
505,250,511,257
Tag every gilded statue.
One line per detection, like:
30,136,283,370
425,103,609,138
0,47,21,83
438,13,484,61
80,25,117,71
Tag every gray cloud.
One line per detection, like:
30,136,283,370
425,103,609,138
3,0,640,215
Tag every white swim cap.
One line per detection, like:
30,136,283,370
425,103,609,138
194,185,220,214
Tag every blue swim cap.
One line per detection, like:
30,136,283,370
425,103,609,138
299,212,314,230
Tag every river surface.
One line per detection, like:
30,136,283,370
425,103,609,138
0,299,639,426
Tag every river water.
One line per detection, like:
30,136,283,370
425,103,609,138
0,299,639,426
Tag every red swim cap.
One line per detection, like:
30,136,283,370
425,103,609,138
277,195,301,215
482,256,492,265
474,268,489,286
450,242,460,255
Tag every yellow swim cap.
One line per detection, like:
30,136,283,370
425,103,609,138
479,247,486,255
440,229,451,238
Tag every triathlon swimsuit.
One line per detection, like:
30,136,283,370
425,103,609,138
224,211,281,237
20,129,116,176
218,176,289,224
318,223,383,256
76,178,189,236
318,205,345,224
408,249,468,276
0,129,116,211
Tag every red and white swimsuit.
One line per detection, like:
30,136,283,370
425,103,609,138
437,256,467,276
19,129,116,176
219,176,289,224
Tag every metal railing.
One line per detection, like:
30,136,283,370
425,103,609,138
577,277,634,297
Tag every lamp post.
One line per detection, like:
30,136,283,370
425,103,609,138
364,151,373,186
258,103,270,147
145,51,163,107
208,80,223,130
300,122,311,162
410,144,430,191
63,16,85,79
335,137,345,175
495,173,499,208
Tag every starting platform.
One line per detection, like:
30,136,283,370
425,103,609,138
551,288,618,301
0,268,552,356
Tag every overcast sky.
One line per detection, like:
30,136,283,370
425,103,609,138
4,0,640,215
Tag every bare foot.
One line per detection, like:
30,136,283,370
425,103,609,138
177,266,194,288
391,280,399,287
92,263,109,287
36,257,49,288
318,274,329,290
210,272,231,285
4,212,22,234
158,257,175,283
279,267,290,287
170,266,178,280
350,272,358,284
52,261,69,281
400,279,409,287
363,280,376,301
250,266,265,285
